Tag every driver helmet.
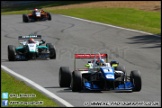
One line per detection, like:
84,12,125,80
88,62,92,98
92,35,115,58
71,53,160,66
110,60,119,68
28,38,35,43
34,8,38,11
100,59,106,66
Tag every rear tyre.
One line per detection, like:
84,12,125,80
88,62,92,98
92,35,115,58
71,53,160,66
115,65,126,81
116,65,126,72
8,45,16,61
22,14,29,22
59,67,72,87
130,70,142,92
46,43,56,59
71,71,82,92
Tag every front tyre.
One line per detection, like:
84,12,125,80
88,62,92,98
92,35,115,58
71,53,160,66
46,43,56,59
59,67,72,87
47,12,52,20
71,71,82,92
22,14,29,22
8,45,16,61
130,70,142,92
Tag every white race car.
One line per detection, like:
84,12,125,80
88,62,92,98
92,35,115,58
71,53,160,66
8,35,56,61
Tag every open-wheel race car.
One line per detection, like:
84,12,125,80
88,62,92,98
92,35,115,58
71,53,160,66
22,8,51,22
8,35,56,61
59,53,142,92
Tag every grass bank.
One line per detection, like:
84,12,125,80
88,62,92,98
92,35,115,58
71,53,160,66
1,70,59,107
48,8,160,34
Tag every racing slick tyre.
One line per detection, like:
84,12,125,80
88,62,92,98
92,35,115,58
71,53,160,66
59,67,72,87
46,43,56,59
22,14,29,22
115,65,126,81
8,45,16,61
130,70,142,92
71,71,82,92
116,65,126,72
47,12,52,20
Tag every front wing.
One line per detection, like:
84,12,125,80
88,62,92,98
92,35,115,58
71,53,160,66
15,52,50,60
83,81,134,91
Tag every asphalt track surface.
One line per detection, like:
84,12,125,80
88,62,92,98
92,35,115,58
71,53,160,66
1,14,161,107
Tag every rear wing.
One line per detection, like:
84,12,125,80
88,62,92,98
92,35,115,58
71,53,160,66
18,35,42,40
75,54,107,59
74,53,108,70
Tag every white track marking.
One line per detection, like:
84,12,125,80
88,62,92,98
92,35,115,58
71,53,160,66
1,65,73,107
61,15,161,37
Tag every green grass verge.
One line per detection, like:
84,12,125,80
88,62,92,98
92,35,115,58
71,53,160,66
1,4,161,34
48,8,160,34
1,70,59,107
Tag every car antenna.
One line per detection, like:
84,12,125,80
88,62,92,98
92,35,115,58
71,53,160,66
93,52,97,66
98,52,101,60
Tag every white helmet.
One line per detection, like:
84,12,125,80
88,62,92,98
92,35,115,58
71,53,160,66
34,8,38,11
